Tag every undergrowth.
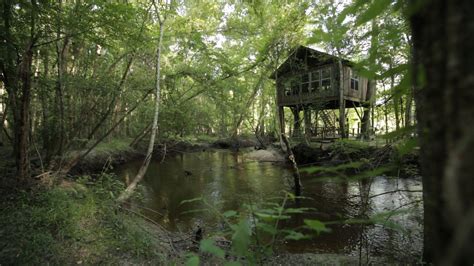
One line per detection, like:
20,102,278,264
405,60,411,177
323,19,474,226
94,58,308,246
0,173,165,264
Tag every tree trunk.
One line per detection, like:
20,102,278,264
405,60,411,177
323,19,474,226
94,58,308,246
291,106,301,137
411,0,474,264
16,47,33,180
338,60,346,138
304,107,311,138
405,89,413,127
1,0,36,180
231,72,266,138
361,80,374,140
117,17,165,203
390,62,400,131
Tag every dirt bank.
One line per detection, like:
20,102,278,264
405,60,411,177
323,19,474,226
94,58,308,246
211,137,257,149
244,147,285,162
291,141,420,178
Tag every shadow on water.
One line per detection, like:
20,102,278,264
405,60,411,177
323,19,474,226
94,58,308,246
115,149,422,259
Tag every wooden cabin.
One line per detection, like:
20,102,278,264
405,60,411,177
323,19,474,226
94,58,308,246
270,46,374,139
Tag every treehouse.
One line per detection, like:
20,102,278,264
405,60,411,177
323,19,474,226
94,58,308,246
271,46,374,139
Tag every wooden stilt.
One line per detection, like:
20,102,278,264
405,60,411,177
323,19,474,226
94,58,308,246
339,99,346,138
304,107,312,138
291,106,301,137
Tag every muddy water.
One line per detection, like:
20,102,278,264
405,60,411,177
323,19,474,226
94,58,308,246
116,149,423,260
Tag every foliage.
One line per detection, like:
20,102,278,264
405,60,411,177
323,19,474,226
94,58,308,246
0,174,163,264
181,192,322,265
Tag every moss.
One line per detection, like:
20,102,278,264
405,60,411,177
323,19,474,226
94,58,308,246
0,174,166,264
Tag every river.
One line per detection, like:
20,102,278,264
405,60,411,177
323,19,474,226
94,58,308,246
116,149,423,261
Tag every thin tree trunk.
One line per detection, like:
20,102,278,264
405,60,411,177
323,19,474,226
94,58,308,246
58,86,155,175
129,121,152,148
231,72,266,138
117,16,165,203
281,133,302,196
361,80,374,140
337,59,346,138
405,90,413,127
390,61,400,131
16,47,33,180
53,0,66,157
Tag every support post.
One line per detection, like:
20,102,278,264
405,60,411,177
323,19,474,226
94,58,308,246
314,110,319,138
291,106,301,138
339,99,346,138
304,107,312,138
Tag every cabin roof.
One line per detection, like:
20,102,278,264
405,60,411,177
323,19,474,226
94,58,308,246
269,45,354,79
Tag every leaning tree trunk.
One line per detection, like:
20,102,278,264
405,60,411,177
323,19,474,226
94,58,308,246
117,19,164,203
411,0,474,264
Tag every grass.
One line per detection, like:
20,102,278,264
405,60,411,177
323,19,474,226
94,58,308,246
0,173,167,264
92,138,135,157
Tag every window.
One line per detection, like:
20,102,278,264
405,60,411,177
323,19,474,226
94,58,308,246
350,70,359,90
310,71,320,92
301,73,310,94
291,79,299,95
321,68,331,90
284,80,291,96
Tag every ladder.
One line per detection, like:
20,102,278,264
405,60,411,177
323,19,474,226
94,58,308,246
311,101,338,138
319,110,337,138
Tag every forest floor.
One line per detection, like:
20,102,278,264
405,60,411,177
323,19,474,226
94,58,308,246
0,136,420,264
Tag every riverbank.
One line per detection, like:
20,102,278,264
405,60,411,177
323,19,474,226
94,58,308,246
0,136,421,264
0,173,176,264
70,136,260,175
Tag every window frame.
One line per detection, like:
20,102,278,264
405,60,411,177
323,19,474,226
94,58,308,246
350,69,359,91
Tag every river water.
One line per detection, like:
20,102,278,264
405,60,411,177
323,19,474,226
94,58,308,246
116,149,423,261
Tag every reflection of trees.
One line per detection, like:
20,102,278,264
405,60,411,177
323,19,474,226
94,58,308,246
280,179,366,253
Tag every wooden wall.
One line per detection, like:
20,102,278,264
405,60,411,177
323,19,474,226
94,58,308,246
276,63,368,107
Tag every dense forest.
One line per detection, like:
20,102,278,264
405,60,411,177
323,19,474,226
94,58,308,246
1,0,473,265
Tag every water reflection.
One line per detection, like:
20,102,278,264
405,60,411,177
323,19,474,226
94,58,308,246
116,150,422,259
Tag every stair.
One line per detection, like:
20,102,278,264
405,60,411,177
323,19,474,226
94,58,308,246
311,101,338,139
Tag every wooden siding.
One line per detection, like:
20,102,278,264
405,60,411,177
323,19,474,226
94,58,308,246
277,64,367,107
343,66,368,101
276,64,338,106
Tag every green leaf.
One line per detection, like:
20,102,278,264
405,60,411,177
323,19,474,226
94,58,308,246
223,210,238,218
283,207,314,214
200,239,225,259
231,219,251,256
397,138,418,157
377,63,409,79
283,231,310,241
355,0,392,26
185,254,200,266
254,212,291,221
304,219,331,234
256,223,277,235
